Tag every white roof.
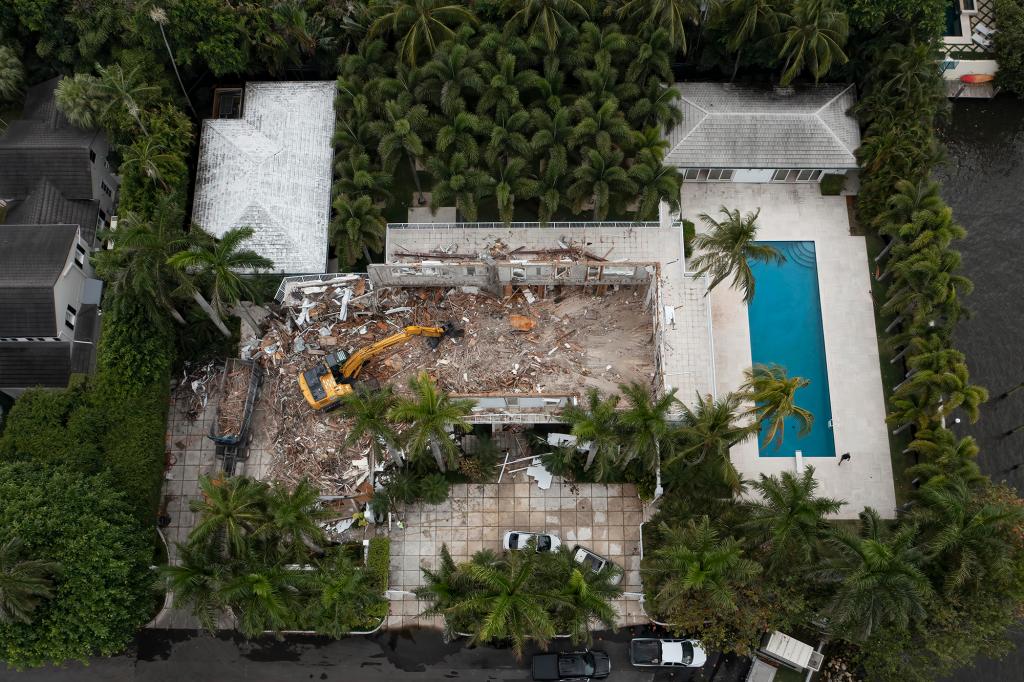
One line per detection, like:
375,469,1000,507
192,82,335,274
764,631,815,667
662,641,684,664
664,83,860,170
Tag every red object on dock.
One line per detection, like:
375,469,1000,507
960,74,995,84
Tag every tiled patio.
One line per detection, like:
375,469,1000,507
386,476,651,630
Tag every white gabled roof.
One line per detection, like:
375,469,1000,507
665,83,860,170
192,82,335,274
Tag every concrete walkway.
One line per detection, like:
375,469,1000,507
681,183,896,519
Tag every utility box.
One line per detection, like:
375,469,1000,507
758,631,823,672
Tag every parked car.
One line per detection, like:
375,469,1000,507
571,545,623,585
531,649,610,681
630,638,707,668
503,530,561,552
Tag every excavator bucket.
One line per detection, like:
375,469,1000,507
428,322,464,349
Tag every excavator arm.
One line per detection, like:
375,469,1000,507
339,325,447,380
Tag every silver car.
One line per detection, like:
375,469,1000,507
629,638,707,668
503,530,561,552
572,545,623,585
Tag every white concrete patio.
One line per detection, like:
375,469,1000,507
681,183,896,519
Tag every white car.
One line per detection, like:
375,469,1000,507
572,545,623,585
629,638,707,668
503,530,561,552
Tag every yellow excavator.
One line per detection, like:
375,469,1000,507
298,322,463,410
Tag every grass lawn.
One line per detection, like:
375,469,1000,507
864,230,913,507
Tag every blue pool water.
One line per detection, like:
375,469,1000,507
747,241,835,457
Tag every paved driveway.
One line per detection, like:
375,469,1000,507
387,477,651,629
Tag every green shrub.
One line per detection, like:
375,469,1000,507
420,473,450,505
682,219,696,258
819,173,846,196
0,463,153,668
362,537,391,625
994,0,1024,96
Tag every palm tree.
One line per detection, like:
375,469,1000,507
417,42,483,115
371,97,430,202
476,51,541,121
626,79,683,132
725,0,782,81
0,537,59,625
740,364,814,450
912,478,1024,596
0,46,24,102
574,50,621,106
167,225,274,337
92,197,189,326
390,372,474,472
313,554,384,637
508,0,592,52
369,0,478,66
261,480,327,562
435,111,485,162
646,516,762,616
570,96,632,153
54,73,101,129
542,546,619,645
189,475,268,560
334,150,393,203
628,150,682,220
618,0,701,54
530,98,574,178
340,387,400,475
94,62,160,134
567,146,637,220
161,542,227,632
618,383,678,474
120,138,176,190
484,109,533,167
426,152,492,221
331,194,386,267
416,544,473,635
625,28,674,85
743,467,844,571
491,156,533,225
520,165,568,225
905,428,983,487
221,564,302,637
667,392,755,493
149,7,195,114
777,0,849,85
814,507,932,641
562,388,621,477
690,206,783,303
452,550,557,659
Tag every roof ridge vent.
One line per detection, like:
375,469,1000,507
772,85,796,97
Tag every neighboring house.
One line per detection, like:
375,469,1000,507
191,81,336,274
0,225,102,399
0,77,120,245
664,83,860,184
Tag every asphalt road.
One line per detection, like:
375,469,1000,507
0,628,750,682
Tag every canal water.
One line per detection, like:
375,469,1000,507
934,95,1024,680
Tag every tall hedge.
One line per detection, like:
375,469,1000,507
994,0,1024,96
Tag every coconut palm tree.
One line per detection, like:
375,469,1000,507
567,146,637,220
724,0,782,81
369,0,478,66
189,475,268,560
667,392,755,493
426,152,492,221
507,0,592,52
313,553,384,637
618,383,678,474
0,46,24,102
167,226,274,337
777,0,849,85
912,477,1024,596
334,149,393,203
92,197,189,326
690,206,783,303
0,537,59,625
813,507,932,641
331,193,386,267
645,516,762,616
120,138,176,190
261,480,328,562
390,372,474,472
618,0,701,54
221,564,303,637
340,386,400,473
149,7,195,114
562,388,621,478
417,41,483,115
435,111,485,162
740,364,814,450
371,97,430,202
743,467,844,571
452,550,557,659
161,542,228,632
94,61,161,134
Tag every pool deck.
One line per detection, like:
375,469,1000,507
681,183,897,519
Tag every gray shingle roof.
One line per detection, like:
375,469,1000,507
191,82,336,274
0,342,72,389
4,179,99,244
0,225,78,337
665,83,861,169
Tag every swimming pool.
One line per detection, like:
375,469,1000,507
746,241,835,457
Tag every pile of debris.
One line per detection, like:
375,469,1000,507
392,236,611,263
215,361,254,438
173,360,220,421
